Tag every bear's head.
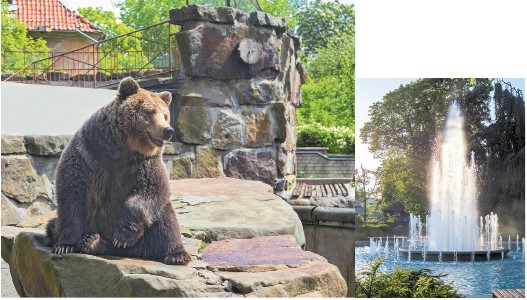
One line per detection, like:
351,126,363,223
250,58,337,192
117,77,173,157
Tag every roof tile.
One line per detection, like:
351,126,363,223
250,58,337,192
15,0,101,33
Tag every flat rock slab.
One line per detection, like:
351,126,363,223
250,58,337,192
170,178,305,245
203,235,347,297
202,235,321,272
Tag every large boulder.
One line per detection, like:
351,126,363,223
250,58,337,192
170,178,304,245
3,229,345,297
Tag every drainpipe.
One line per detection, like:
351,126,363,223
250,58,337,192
75,30,99,43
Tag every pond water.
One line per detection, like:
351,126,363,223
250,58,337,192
356,243,525,297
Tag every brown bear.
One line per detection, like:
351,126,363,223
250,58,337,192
46,77,191,265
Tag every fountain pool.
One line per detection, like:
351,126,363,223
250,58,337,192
356,240,525,296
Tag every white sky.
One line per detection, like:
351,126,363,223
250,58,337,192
62,0,121,17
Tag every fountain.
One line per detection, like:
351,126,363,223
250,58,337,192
399,102,509,261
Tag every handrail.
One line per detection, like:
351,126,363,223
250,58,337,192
2,20,177,87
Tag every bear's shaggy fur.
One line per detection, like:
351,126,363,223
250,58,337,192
46,77,191,265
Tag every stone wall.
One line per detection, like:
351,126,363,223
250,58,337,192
296,147,355,179
169,5,304,191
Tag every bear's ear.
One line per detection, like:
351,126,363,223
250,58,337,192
158,91,172,106
118,77,140,97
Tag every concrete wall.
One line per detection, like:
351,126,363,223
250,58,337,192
292,206,355,297
1,82,115,135
296,147,355,179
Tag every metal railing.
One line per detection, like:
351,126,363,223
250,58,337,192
2,21,179,88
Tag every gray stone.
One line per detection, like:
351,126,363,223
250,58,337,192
163,142,182,155
1,135,26,154
170,178,304,245
175,106,212,145
1,194,27,226
178,78,233,107
170,157,193,179
248,11,287,32
235,78,285,106
1,156,47,203
224,150,278,188
23,135,71,156
192,146,221,178
176,23,278,80
244,111,273,148
169,4,243,26
212,111,242,150
2,257,19,297
271,102,287,143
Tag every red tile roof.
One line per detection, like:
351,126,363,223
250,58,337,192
15,0,101,33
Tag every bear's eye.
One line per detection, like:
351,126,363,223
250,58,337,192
145,109,155,117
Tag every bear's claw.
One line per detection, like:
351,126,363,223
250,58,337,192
52,243,78,254
81,233,106,255
112,220,143,248
163,250,192,265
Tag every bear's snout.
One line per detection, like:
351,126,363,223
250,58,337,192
163,127,174,141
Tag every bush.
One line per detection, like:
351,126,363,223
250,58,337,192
356,257,463,298
297,123,354,154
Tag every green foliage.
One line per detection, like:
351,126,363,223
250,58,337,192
78,6,153,75
198,241,210,253
480,81,525,235
1,0,49,74
295,2,354,155
356,257,463,298
296,123,354,154
355,165,381,222
295,0,354,55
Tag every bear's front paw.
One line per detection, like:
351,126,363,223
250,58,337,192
52,243,79,254
112,221,143,248
163,250,192,265
81,233,106,255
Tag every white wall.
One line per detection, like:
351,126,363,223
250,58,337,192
1,82,116,135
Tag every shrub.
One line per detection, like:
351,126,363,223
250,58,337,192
297,123,354,154
356,257,464,298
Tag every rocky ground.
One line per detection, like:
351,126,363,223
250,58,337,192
1,178,346,297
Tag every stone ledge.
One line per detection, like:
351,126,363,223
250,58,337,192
170,178,305,245
1,228,346,297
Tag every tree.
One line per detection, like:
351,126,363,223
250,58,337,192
295,0,354,55
295,3,355,154
1,0,49,74
355,164,381,222
297,31,354,129
78,7,151,75
480,80,525,235
356,257,463,298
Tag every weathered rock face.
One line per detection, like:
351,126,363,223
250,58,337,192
2,228,345,297
169,5,302,190
170,178,304,245
1,140,57,227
